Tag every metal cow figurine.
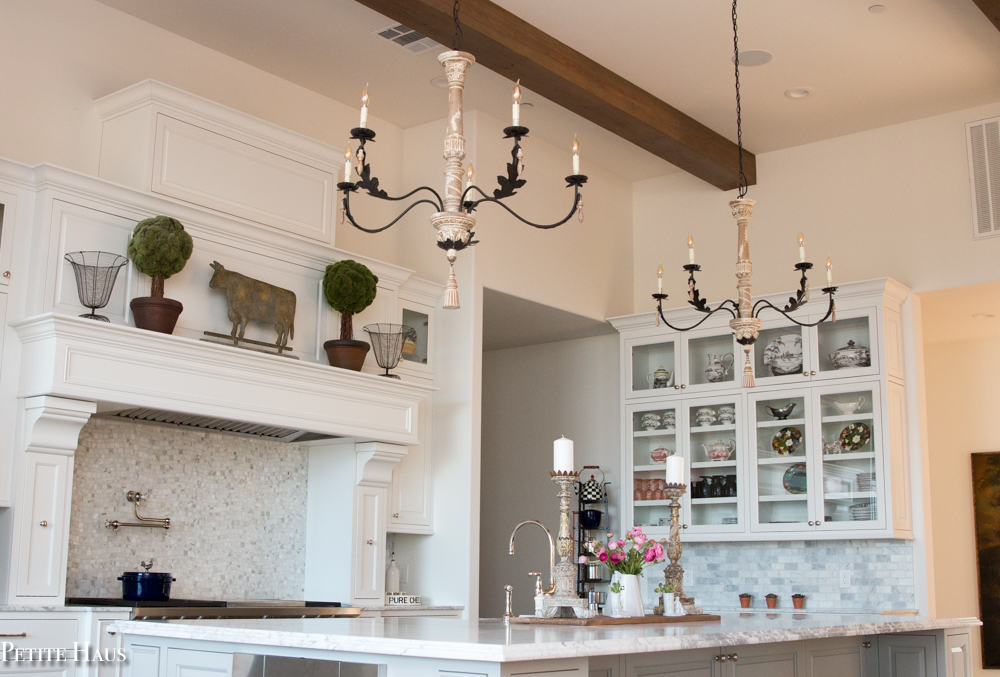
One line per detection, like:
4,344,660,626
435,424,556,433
208,261,296,351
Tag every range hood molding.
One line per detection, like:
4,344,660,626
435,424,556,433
13,314,433,445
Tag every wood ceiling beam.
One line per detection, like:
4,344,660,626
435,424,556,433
971,0,1000,33
355,0,755,190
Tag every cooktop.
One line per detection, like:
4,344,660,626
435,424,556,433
65,598,342,608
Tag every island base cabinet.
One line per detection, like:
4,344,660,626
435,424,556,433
165,649,232,677
127,646,160,677
944,632,971,677
877,635,937,677
727,643,797,677
624,647,721,676
803,635,875,677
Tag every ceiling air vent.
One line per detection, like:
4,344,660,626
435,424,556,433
966,116,1000,239
374,24,440,54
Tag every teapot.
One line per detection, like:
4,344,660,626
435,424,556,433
829,340,871,369
704,353,734,383
702,439,736,462
646,366,673,389
832,396,866,415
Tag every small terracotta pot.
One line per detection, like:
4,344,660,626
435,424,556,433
130,297,183,334
739,596,751,609
792,596,805,610
766,596,778,609
324,339,370,371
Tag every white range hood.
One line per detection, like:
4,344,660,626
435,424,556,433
13,313,433,445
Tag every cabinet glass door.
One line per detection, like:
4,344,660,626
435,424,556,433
400,307,429,366
682,328,739,392
812,307,879,380
0,190,18,288
629,404,679,534
817,385,884,530
685,396,743,533
749,390,815,532
626,334,679,398
752,322,811,387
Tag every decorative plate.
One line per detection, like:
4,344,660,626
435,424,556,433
782,463,808,494
839,422,871,451
762,334,803,376
771,426,803,455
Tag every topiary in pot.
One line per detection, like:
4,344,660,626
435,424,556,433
322,259,378,371
127,216,193,334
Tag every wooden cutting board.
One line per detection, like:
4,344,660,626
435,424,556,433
507,613,721,626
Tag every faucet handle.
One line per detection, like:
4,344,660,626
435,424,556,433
528,572,543,596
503,585,513,623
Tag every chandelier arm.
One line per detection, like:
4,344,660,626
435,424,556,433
342,191,441,234
654,295,737,331
471,188,582,230
752,289,838,327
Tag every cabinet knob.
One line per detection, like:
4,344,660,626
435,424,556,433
810,370,817,376
674,385,681,390
680,384,686,389
393,513,399,518
863,641,872,649
803,372,809,378
2,271,9,279
719,654,727,663
366,540,374,545
682,524,688,529
39,520,48,527
729,653,738,662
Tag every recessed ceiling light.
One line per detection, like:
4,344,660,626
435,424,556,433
731,49,772,67
430,76,449,88
973,313,995,319
785,87,813,99
868,4,886,13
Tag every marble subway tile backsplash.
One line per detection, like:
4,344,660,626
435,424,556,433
67,418,308,601
674,540,915,612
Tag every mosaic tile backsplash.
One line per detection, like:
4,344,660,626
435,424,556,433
641,539,915,612
67,418,308,601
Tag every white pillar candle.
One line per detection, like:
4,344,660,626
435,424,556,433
665,456,685,485
826,257,833,286
343,145,353,183
687,235,695,265
553,436,574,473
572,135,580,175
798,233,805,263
657,264,663,293
359,86,369,129
512,80,521,126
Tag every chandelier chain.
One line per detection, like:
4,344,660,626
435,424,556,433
453,0,464,51
732,0,747,198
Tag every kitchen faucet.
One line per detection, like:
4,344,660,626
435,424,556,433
508,520,556,595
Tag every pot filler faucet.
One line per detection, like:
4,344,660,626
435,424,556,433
508,520,556,595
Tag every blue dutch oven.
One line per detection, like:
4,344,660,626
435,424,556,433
118,561,175,601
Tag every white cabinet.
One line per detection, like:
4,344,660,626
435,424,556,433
15,452,70,598
353,485,384,602
166,649,232,677
944,632,971,677
877,634,938,677
127,645,161,677
388,396,433,534
613,279,915,542
0,189,19,287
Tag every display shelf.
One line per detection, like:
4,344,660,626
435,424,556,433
822,451,875,462
690,424,736,433
821,413,875,424
634,499,674,507
756,418,807,429
759,494,808,502
691,461,737,469
691,497,738,505
824,491,876,501
634,428,676,438
757,456,807,465
633,464,670,472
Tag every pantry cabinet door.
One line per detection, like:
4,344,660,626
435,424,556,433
352,485,385,602
803,636,867,677
625,647,722,676
15,452,69,597
388,397,433,534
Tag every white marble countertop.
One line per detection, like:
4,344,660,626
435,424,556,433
109,613,980,663
0,605,130,613
360,605,464,611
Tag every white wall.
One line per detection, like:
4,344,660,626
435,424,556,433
633,101,1000,314
479,333,620,618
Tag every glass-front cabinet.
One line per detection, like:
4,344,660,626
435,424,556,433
614,279,913,542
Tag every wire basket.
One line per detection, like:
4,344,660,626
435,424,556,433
363,324,416,379
64,251,129,322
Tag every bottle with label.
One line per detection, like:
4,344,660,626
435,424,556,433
386,553,400,594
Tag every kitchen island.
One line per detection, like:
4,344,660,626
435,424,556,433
110,613,978,676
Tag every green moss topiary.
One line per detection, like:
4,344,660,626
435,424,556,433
323,260,378,341
127,216,194,298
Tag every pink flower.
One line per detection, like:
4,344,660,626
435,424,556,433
625,529,633,539
598,551,609,562
634,526,644,534
610,552,624,563
617,539,625,547
598,547,607,557
606,532,614,540
654,543,665,560
607,541,618,551
635,534,647,545
644,548,656,562
578,555,588,564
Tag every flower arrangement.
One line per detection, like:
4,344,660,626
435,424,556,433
579,527,667,575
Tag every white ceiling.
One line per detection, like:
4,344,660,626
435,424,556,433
482,289,615,352
93,0,1000,182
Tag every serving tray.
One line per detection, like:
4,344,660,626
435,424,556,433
508,613,721,626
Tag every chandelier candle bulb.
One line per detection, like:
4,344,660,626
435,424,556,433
688,235,695,265
465,165,474,192
512,80,521,126
572,135,580,175
657,264,663,293
553,436,574,473
826,257,833,286
344,145,352,182
665,455,685,485
798,233,805,263
359,86,369,129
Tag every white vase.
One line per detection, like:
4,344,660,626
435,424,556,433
618,574,645,618
606,572,622,617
